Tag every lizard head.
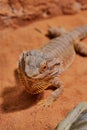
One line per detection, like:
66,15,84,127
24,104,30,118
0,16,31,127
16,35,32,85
18,50,62,94
25,50,48,78
19,50,62,80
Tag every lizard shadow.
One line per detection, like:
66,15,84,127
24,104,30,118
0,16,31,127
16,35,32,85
1,69,44,113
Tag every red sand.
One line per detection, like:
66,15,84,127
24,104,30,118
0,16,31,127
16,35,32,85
0,11,87,130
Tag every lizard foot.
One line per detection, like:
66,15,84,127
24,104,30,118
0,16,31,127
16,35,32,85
38,96,55,107
38,80,63,107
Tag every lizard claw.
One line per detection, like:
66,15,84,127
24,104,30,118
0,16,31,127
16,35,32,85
37,97,54,107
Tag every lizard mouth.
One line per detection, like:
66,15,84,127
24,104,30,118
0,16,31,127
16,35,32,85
18,62,51,94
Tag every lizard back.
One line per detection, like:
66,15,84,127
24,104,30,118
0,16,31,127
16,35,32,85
41,26,87,71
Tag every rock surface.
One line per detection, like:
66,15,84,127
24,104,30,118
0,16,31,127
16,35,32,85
0,0,87,28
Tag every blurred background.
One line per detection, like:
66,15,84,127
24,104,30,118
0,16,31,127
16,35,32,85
0,0,87,28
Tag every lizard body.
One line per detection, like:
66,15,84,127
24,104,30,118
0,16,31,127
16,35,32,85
18,26,87,105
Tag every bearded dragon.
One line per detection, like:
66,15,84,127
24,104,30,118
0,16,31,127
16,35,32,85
18,26,87,106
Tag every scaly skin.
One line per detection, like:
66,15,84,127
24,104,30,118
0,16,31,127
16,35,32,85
56,102,87,130
18,26,87,106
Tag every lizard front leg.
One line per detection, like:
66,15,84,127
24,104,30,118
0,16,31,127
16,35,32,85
50,77,63,99
38,77,63,107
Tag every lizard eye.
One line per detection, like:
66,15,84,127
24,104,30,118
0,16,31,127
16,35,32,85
40,61,47,73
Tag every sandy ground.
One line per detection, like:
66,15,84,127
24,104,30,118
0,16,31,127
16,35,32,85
0,11,87,130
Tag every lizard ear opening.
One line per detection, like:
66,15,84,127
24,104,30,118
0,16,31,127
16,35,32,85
48,58,61,68
56,62,61,66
